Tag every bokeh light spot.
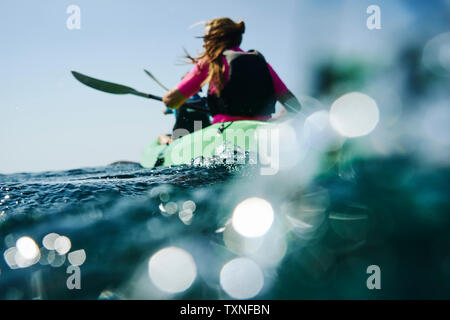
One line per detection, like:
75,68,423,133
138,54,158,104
54,236,71,255
423,31,450,76
50,252,66,267
330,92,379,138
68,249,86,266
42,233,60,250
164,202,178,215
16,236,39,260
4,247,19,269
220,258,264,299
179,209,193,225
182,200,196,212
148,247,197,294
232,198,274,238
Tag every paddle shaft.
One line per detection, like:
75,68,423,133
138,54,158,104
133,90,209,114
143,69,170,92
143,69,173,114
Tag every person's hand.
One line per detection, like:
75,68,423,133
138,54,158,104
269,107,288,122
158,134,173,145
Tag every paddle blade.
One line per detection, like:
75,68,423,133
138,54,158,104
71,71,137,95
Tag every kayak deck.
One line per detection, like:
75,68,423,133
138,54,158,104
141,120,273,168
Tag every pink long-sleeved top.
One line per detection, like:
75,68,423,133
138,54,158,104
177,47,289,124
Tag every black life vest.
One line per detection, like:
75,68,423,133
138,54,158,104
207,50,276,116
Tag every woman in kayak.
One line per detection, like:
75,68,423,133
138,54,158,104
162,17,301,123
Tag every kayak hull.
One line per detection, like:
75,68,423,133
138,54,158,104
141,120,274,168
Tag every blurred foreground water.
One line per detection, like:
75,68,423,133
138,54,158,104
1,128,449,299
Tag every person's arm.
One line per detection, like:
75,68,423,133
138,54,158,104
266,64,302,120
162,88,188,109
269,90,302,121
278,90,302,114
163,59,209,110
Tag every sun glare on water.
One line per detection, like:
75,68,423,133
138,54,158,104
232,197,274,238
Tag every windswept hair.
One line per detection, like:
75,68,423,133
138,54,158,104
186,17,245,96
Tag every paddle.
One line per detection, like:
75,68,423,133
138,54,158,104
143,69,170,92
71,71,163,100
71,71,209,113
143,69,173,114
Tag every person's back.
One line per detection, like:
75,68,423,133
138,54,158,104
162,17,302,123
207,49,276,117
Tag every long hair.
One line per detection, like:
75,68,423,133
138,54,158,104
187,18,245,96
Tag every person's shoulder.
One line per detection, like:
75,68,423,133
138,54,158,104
232,46,245,52
246,49,265,57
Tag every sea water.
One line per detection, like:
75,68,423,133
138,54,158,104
1,153,448,299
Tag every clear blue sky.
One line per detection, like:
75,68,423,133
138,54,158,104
0,0,443,173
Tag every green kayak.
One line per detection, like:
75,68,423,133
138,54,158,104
141,120,275,168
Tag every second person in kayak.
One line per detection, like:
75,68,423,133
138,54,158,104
163,17,301,123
